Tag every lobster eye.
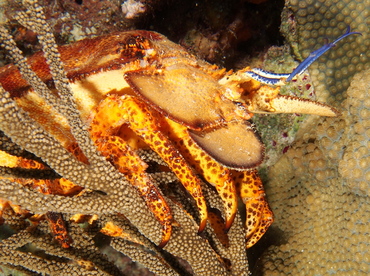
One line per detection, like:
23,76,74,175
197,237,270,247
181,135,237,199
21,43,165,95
120,35,152,59
126,37,138,47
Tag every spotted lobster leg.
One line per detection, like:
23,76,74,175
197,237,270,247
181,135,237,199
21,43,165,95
95,135,173,248
45,211,73,248
89,94,208,246
233,169,273,248
164,119,238,231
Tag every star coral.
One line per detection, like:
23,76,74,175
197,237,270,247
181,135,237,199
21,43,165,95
281,0,369,103
258,68,370,275
254,0,370,273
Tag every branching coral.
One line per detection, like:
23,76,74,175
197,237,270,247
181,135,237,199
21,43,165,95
0,218,123,275
0,1,253,275
0,1,251,275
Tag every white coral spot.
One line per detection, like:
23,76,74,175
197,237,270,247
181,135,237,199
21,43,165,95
121,0,146,19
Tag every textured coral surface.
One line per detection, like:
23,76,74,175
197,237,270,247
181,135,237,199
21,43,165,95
259,69,370,275
282,0,369,103
255,0,370,274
